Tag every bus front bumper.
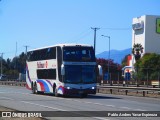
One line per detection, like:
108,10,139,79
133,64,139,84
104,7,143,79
63,88,96,95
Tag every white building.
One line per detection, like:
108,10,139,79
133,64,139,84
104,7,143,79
123,15,160,77
130,15,160,67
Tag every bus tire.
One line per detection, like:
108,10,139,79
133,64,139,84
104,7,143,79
53,84,59,97
33,83,39,94
55,88,59,97
32,82,35,94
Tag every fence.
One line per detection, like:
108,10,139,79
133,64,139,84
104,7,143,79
97,67,160,88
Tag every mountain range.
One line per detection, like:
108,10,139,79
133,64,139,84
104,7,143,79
96,48,132,64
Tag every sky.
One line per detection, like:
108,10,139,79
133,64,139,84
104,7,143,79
0,0,160,59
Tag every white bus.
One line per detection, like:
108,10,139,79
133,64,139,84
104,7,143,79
26,44,102,97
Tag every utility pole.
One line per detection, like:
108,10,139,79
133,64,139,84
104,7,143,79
15,42,17,73
0,53,4,76
24,45,29,55
24,45,29,68
91,27,100,52
24,45,29,74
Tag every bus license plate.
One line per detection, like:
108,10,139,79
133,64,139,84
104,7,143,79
79,91,83,94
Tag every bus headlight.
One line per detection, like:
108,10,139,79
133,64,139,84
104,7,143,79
91,87,95,89
67,87,70,89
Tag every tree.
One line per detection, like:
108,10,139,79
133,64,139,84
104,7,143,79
96,58,122,81
134,53,160,81
18,52,26,73
132,43,143,62
2,52,26,79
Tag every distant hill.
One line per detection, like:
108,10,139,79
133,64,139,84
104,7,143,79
96,48,132,64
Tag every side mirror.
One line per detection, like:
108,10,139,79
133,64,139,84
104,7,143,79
61,64,65,76
98,65,103,76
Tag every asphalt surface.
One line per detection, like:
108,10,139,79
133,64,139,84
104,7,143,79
0,85,160,120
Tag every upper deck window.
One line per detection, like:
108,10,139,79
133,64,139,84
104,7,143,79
63,46,95,62
27,47,56,61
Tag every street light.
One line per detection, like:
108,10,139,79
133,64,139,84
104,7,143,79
101,35,112,86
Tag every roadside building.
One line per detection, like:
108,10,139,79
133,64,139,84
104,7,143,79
123,15,160,78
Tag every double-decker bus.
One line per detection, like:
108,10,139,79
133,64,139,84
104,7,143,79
26,44,102,97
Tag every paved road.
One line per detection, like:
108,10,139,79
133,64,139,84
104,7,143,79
0,85,160,120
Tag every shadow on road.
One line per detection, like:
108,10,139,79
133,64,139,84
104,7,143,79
34,93,121,99
86,94,121,99
61,94,121,99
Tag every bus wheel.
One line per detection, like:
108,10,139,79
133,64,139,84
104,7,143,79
32,83,36,94
55,89,59,97
53,85,59,97
33,83,38,94
32,83,34,94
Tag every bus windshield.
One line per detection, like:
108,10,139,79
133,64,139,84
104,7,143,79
64,65,96,84
63,46,95,62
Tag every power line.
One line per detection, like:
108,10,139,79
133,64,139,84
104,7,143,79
69,28,92,43
76,29,92,42
101,27,131,30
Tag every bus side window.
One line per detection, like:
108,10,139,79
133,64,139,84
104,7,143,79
45,47,56,60
40,49,47,60
34,50,40,61
37,69,56,79
49,47,56,59
46,48,51,59
27,52,31,61
30,51,34,61
52,47,56,59
34,50,39,61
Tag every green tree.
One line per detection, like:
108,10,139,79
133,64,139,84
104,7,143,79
96,58,122,81
132,43,143,62
134,53,160,81
2,52,26,79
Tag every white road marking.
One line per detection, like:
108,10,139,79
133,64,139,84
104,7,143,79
93,117,109,120
0,95,66,111
0,91,31,95
134,109,146,111
0,95,110,120
0,91,148,113
20,101,66,111
105,105,115,107
51,97,116,108
120,106,132,110
0,97,14,100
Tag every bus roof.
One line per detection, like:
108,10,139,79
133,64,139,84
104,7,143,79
28,43,93,52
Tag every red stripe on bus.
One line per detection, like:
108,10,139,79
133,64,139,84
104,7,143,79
26,84,32,90
38,82,45,91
